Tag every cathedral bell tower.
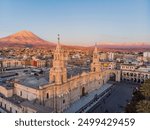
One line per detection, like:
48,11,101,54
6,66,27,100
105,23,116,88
91,43,101,72
49,34,67,84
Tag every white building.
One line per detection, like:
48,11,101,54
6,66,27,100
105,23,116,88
143,52,150,62
108,52,115,61
143,52,150,58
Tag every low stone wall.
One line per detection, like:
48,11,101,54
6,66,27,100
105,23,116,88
0,86,13,97
0,96,22,113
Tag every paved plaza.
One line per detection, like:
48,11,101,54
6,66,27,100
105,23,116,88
89,81,139,113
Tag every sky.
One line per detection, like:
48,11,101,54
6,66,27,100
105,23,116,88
0,0,150,45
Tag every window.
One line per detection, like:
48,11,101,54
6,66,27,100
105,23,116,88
53,75,55,82
93,67,96,72
46,93,49,99
10,107,12,112
63,99,65,104
61,75,63,83
20,91,22,96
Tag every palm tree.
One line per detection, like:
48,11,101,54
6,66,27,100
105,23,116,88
136,100,150,113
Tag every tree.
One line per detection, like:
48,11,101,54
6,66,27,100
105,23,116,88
125,79,150,113
125,91,144,113
139,80,150,99
136,100,150,113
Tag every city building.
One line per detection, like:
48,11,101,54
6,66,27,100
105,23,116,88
0,36,121,113
143,52,150,58
0,58,24,73
120,64,137,71
100,61,116,70
108,52,115,61
143,52,150,62
31,59,46,68
121,64,150,83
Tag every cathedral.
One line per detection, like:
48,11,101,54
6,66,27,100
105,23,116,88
0,35,121,113
44,35,121,112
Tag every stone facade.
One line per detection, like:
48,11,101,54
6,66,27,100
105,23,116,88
121,64,150,83
1,59,23,68
91,44,101,72
121,70,150,83
0,39,121,113
49,36,67,84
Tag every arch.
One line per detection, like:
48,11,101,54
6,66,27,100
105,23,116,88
123,72,126,76
46,93,49,99
10,107,12,112
53,75,55,82
138,74,141,78
61,75,63,83
20,91,22,96
130,73,133,77
127,73,129,76
145,74,148,79
127,78,129,81
63,99,65,104
81,87,85,96
141,79,144,84
134,73,137,77
109,72,116,81
134,78,137,83
138,79,141,83
93,67,96,72
140,74,144,78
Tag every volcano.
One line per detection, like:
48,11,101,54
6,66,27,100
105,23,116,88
0,30,55,48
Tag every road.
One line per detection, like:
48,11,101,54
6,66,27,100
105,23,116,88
88,81,139,113
0,107,7,113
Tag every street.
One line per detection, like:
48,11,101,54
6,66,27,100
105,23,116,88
88,81,139,113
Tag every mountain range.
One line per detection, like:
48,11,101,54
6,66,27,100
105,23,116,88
0,30,150,49
0,30,55,48
96,42,150,49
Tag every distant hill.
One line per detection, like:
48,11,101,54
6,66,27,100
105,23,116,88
0,30,90,51
0,30,55,48
96,42,150,49
0,30,149,50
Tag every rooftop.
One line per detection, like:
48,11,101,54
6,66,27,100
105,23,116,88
18,76,49,89
0,82,13,90
121,63,136,66
0,94,25,106
67,66,90,79
21,101,53,113
0,94,53,113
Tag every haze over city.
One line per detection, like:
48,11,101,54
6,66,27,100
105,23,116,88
0,0,150,45
0,0,150,114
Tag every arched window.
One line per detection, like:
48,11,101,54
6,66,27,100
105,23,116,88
20,91,22,96
93,67,96,72
81,87,85,96
46,93,49,99
53,75,55,83
10,107,12,112
61,75,63,83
